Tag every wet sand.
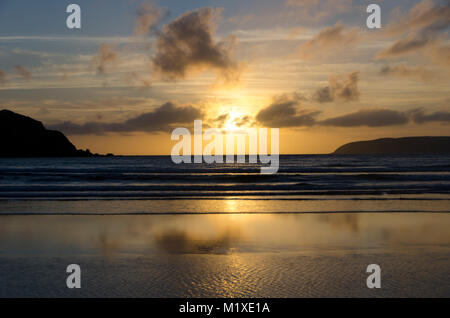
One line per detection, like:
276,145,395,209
0,213,449,297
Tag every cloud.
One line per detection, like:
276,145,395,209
320,109,410,127
377,35,434,58
49,101,450,135
0,69,6,85
410,108,450,123
385,0,450,36
255,86,450,128
152,8,242,84
210,113,255,129
92,44,119,74
256,105,450,129
378,0,450,62
256,93,319,127
298,23,359,59
89,3,166,83
212,113,229,127
48,102,203,135
313,71,360,103
234,115,253,127
14,65,31,80
134,3,165,36
380,65,435,81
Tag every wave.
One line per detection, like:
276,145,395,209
0,155,449,200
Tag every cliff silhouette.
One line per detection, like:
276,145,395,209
334,137,450,155
0,109,109,157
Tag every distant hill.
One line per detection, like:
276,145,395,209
0,109,110,157
334,137,450,155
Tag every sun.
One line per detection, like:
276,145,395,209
224,108,244,132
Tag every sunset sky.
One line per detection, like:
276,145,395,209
0,0,449,155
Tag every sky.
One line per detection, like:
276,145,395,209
0,0,449,155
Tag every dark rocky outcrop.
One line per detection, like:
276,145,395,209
334,136,450,155
0,109,111,157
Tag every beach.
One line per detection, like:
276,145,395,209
0,213,449,297
0,155,449,297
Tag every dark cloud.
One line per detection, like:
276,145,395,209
410,108,450,123
380,65,434,81
320,109,409,127
313,71,360,103
14,65,31,80
256,93,319,127
299,23,359,59
92,44,119,74
255,85,449,128
48,102,203,135
234,115,252,127
209,112,254,128
314,86,333,103
212,113,229,127
134,3,165,36
152,8,242,83
377,35,433,58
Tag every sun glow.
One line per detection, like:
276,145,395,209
224,108,245,132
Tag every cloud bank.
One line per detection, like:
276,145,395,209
49,102,203,135
256,93,320,127
320,109,409,127
255,93,450,128
410,108,450,123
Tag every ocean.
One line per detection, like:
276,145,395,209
0,155,449,297
0,154,449,213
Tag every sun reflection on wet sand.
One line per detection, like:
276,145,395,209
0,212,449,297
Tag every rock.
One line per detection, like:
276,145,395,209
333,136,450,155
0,109,112,157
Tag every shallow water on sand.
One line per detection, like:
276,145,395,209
0,213,449,297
